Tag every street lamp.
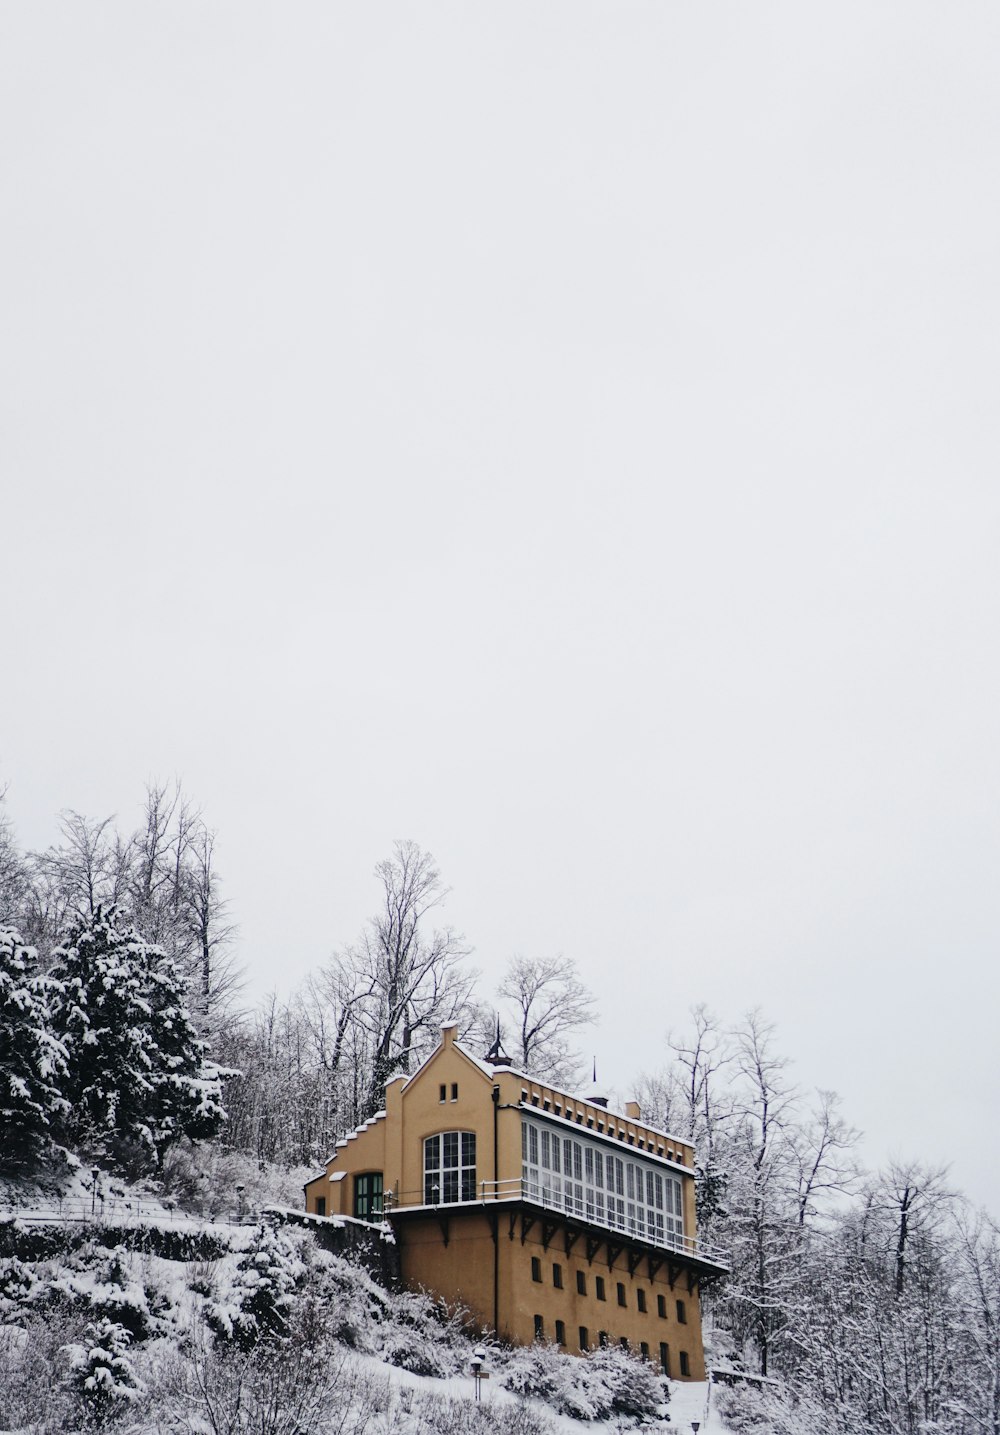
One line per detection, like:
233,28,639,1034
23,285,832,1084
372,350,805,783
91,1167,99,1217
691,1423,701,1433
471,1344,488,1402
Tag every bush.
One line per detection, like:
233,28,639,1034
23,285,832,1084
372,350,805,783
151,1312,390,1435
0,1316,82,1432
66,1316,143,1425
496,1340,668,1422
712,1382,827,1435
208,1220,305,1349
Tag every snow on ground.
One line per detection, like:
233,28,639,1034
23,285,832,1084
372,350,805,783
0,1167,748,1435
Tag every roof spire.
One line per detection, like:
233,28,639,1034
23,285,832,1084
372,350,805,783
484,1015,511,1067
586,1056,609,1108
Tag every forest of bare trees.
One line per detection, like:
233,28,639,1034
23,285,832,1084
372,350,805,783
3,782,1000,1434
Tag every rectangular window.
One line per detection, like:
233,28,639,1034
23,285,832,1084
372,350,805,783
576,1270,587,1296
676,1299,687,1324
555,1319,566,1347
657,1294,667,1319
579,1326,589,1352
617,1282,627,1308
599,1330,609,1348
640,1341,650,1361
552,1263,563,1289
619,1336,629,1350
596,1277,606,1301
637,1289,647,1313
533,1314,544,1341
679,1351,690,1376
353,1173,383,1221
531,1256,542,1283
315,1196,326,1217
660,1343,670,1376
451,1082,458,1101
439,1084,446,1103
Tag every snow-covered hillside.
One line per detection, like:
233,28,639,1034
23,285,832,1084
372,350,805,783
0,1171,809,1435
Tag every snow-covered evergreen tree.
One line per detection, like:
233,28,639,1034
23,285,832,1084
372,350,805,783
69,1317,142,1424
49,906,225,1166
0,927,69,1170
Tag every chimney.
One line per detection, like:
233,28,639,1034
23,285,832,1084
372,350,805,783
625,1100,641,1121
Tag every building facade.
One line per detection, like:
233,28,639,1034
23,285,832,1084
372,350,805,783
303,1025,727,1379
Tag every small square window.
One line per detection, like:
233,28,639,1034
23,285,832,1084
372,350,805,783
576,1270,587,1296
531,1257,542,1283
679,1351,690,1376
553,1263,563,1289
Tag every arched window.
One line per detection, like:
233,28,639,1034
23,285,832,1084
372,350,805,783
424,1132,477,1203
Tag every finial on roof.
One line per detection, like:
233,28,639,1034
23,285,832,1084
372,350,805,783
586,1056,609,1107
485,1015,511,1067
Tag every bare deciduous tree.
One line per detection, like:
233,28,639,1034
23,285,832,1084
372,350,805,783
346,841,475,1119
498,954,596,1086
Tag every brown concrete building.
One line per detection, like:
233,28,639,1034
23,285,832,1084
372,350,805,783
303,1025,727,1379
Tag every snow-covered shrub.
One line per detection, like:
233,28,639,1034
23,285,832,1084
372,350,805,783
67,1316,142,1424
496,1340,667,1422
0,1314,82,1432
43,1261,155,1338
711,1382,827,1435
186,1256,219,1297
405,1390,556,1435
0,1255,39,1316
154,1317,389,1435
581,1344,666,1420
208,1219,305,1349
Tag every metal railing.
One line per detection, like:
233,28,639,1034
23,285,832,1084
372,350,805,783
382,1178,729,1268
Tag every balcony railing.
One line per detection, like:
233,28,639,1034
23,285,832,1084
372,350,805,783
381,1177,729,1269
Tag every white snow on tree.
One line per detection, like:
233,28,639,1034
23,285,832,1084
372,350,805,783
209,1219,306,1351
67,1316,142,1424
48,905,226,1167
0,927,69,1170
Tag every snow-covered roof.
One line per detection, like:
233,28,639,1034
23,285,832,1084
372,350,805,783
323,1110,387,1165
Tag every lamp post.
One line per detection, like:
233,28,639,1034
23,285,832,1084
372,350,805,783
91,1167,99,1217
471,1345,488,1402
236,1183,245,1223
691,1423,701,1433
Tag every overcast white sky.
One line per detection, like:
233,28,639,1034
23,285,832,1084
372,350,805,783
2,4,999,1206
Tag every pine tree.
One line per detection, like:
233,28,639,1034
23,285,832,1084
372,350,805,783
49,906,225,1166
0,927,69,1170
